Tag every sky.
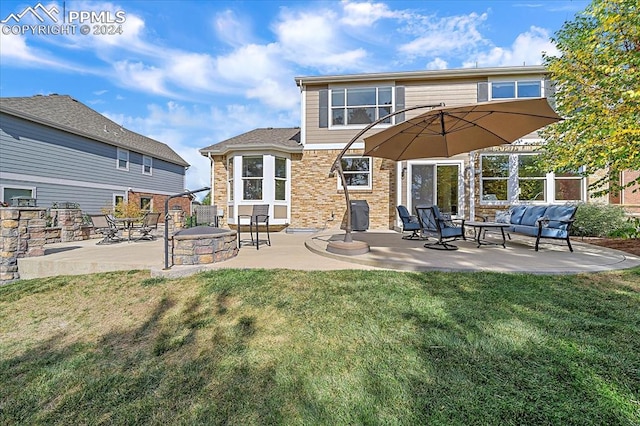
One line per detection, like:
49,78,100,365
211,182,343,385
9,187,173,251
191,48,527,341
0,0,589,193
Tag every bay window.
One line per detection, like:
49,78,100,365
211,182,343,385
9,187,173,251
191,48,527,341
275,157,287,201
242,156,263,200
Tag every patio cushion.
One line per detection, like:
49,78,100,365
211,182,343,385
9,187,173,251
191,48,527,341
544,205,577,230
520,206,548,226
509,205,528,225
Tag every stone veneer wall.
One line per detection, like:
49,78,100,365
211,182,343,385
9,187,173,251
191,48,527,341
172,231,238,265
1,207,46,284
211,150,397,230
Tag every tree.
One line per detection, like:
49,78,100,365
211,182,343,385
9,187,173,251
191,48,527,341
540,0,640,197
201,191,211,205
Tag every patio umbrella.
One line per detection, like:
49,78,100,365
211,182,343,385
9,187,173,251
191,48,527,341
327,98,561,255
363,98,561,160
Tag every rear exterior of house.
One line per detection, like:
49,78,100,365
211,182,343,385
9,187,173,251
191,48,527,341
201,65,637,231
0,95,191,219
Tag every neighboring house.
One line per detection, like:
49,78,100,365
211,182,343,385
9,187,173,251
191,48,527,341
201,65,638,231
0,95,191,219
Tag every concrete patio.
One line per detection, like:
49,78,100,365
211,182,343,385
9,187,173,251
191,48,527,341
16,228,640,280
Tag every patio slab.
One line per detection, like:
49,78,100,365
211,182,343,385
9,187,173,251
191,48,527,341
16,229,640,280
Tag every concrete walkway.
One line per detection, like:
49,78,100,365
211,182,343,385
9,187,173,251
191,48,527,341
17,229,640,280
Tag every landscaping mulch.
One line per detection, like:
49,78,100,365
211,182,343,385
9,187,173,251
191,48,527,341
584,237,640,256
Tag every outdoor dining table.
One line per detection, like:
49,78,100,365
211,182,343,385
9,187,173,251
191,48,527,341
114,217,143,242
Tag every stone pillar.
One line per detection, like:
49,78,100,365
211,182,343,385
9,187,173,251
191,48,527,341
52,208,87,242
167,209,185,235
1,207,47,284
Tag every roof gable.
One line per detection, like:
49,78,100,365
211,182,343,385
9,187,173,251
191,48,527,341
0,94,189,167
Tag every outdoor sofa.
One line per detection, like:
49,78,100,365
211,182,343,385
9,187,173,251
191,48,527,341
496,204,578,252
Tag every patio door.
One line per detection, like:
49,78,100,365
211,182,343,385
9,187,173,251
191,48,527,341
409,162,463,216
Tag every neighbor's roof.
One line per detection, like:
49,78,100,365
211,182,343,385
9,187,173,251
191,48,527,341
199,127,302,156
0,94,189,167
295,65,548,86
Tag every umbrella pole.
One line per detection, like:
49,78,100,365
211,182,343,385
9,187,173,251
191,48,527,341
327,103,444,254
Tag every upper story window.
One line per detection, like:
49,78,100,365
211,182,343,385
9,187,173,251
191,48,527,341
331,87,393,126
491,80,541,99
242,155,263,200
117,148,129,170
142,155,153,175
339,156,372,190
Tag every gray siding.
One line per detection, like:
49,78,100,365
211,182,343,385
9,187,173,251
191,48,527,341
1,113,186,209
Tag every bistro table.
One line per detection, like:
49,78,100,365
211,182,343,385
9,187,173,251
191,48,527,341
466,221,510,248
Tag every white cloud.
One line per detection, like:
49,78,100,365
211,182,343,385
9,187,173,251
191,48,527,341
214,9,252,46
426,58,448,70
463,26,558,67
340,0,397,26
112,60,173,96
398,12,489,58
273,8,368,71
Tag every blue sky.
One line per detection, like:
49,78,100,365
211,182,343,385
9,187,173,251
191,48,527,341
0,0,589,191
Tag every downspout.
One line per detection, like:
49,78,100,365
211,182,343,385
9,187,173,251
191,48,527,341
208,152,214,206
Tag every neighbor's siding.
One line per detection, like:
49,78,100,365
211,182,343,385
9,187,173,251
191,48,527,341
0,113,185,211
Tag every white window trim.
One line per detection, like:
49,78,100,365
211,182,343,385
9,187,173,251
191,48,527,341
1,185,36,203
337,156,373,191
241,155,264,201
328,85,396,130
117,148,129,171
142,155,153,176
274,156,287,202
479,153,586,205
488,79,543,101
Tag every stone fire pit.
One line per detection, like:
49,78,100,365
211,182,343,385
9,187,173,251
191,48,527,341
171,226,238,265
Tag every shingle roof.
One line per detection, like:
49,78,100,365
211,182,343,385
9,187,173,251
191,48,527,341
0,94,189,167
199,127,302,156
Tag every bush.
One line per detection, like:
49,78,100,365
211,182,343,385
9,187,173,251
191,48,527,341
572,203,629,237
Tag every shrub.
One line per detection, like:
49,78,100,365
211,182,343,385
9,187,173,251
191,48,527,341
572,203,629,237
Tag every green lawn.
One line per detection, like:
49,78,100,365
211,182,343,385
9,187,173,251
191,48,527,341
1,268,639,425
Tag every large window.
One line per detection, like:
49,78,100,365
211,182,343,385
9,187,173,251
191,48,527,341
331,87,393,126
518,155,546,201
340,157,372,190
242,156,263,200
491,80,541,99
117,148,129,170
275,157,287,201
480,153,584,203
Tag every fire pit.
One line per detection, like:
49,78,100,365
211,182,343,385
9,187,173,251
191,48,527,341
171,226,238,265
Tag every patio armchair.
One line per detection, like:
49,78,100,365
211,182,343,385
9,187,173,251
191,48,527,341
89,214,121,245
135,212,160,241
415,205,466,250
237,204,271,250
396,205,425,240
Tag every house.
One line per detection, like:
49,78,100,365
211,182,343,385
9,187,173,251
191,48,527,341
200,65,638,231
0,94,191,219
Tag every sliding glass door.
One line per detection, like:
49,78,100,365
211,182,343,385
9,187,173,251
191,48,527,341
409,162,463,216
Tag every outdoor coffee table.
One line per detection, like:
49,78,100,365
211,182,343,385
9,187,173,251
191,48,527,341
466,221,510,248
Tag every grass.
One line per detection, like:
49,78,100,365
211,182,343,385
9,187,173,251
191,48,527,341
1,267,639,425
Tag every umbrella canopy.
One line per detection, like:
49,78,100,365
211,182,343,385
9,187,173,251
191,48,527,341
363,98,561,160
